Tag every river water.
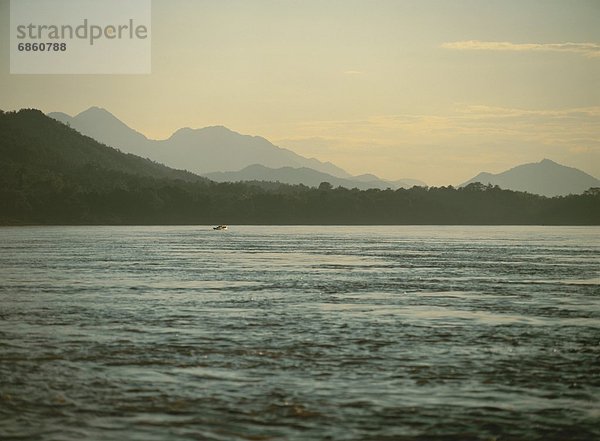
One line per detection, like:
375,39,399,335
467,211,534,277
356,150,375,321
0,226,599,440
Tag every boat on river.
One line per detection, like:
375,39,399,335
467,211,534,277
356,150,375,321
213,225,228,230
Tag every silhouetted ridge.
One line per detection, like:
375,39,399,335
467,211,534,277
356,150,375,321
204,164,425,190
461,159,599,197
2,109,598,225
2,109,203,182
48,107,352,178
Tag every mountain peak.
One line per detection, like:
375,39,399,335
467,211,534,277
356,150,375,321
461,159,599,197
169,125,241,140
540,158,557,165
76,106,114,118
48,106,149,154
205,125,233,132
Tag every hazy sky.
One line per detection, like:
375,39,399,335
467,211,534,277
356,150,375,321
1,0,599,185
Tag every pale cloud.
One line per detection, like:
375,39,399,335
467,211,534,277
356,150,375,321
276,107,600,150
449,105,600,146
283,106,600,147
441,40,600,58
455,105,600,118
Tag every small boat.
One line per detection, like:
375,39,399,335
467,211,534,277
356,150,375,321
213,225,228,230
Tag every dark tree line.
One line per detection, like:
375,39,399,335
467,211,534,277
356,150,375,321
1,109,598,225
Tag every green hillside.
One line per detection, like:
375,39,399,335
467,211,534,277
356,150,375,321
1,109,203,182
1,109,598,225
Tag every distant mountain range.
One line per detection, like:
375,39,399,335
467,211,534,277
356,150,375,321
204,164,426,190
461,159,600,197
48,107,425,190
48,107,598,196
3,109,599,225
49,107,350,177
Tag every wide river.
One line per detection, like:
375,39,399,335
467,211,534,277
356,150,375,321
0,226,598,440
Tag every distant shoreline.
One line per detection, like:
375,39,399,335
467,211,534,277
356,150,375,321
2,222,599,227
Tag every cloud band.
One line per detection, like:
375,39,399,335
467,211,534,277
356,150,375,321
441,40,600,58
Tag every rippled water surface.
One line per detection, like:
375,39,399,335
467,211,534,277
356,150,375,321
1,226,599,440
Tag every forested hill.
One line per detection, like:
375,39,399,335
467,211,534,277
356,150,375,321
1,109,599,225
1,109,204,183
